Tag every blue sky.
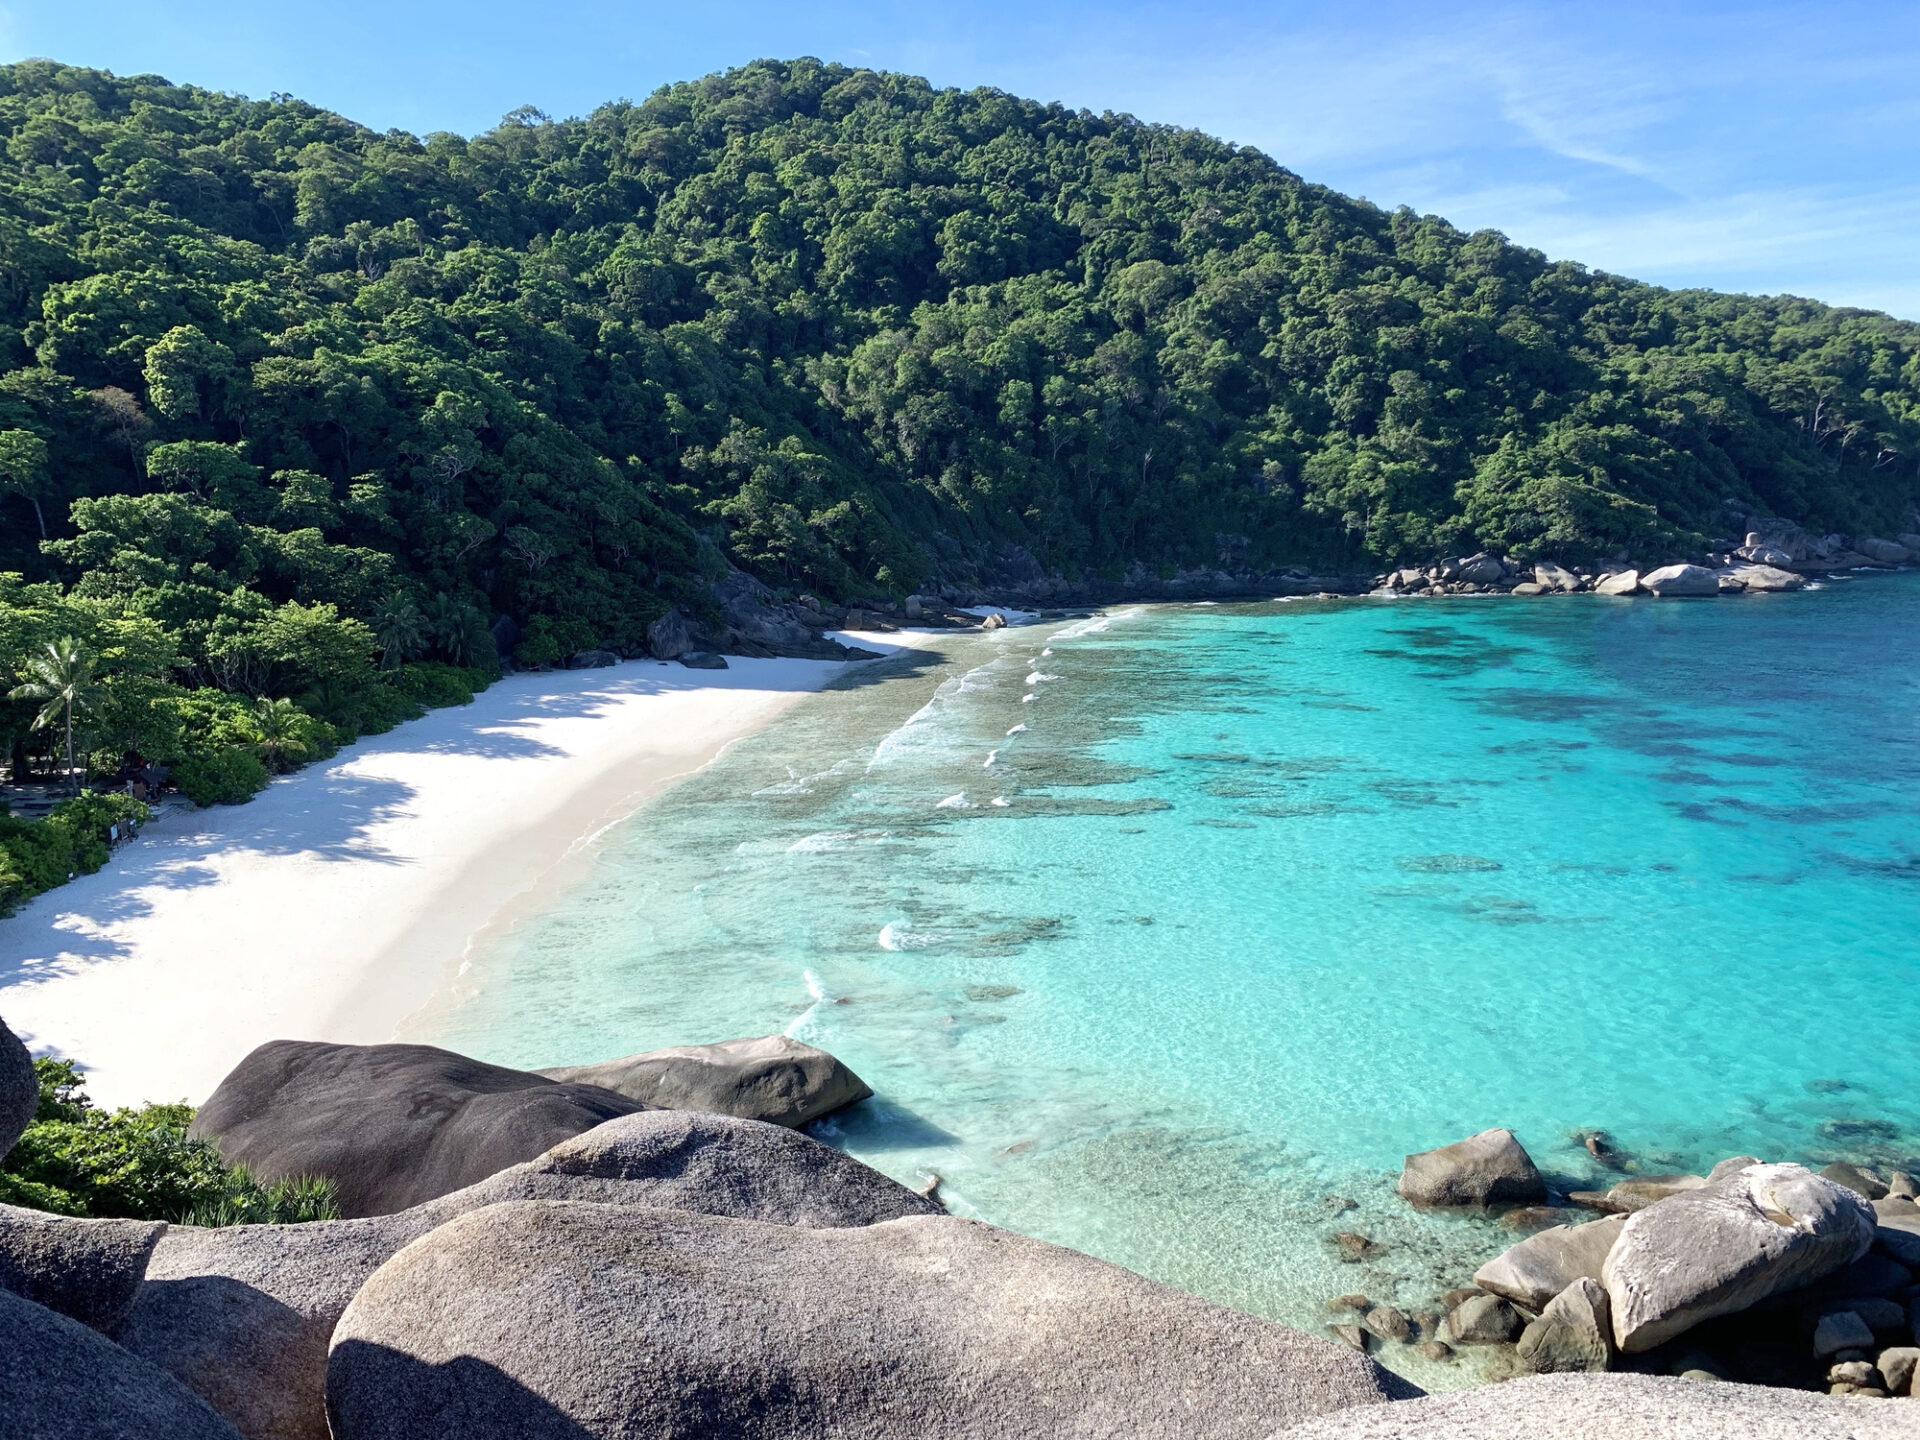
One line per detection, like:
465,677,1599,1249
4,1,1916,318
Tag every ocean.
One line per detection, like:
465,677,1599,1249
418,573,1920,1386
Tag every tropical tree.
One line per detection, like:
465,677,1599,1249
245,697,312,772
0,430,51,540
371,595,426,670
9,637,101,794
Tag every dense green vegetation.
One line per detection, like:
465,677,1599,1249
0,56,1915,839
0,1057,338,1222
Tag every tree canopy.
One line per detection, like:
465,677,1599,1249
0,55,1914,770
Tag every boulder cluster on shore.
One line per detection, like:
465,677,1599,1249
3,1021,1916,1440
1321,1126,1920,1410
1371,519,1920,599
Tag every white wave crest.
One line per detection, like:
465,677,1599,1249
1006,723,1028,735
878,923,943,951
936,792,977,809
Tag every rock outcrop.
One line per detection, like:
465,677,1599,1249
1514,1278,1613,1374
116,1215,438,1440
535,1034,872,1129
0,1016,36,1157
0,1204,165,1331
1601,1162,1876,1352
411,1110,941,1230
118,1111,936,1440
0,1286,243,1440
1640,563,1720,597
328,1202,1418,1439
190,1041,647,1217
1270,1372,1917,1439
1442,1294,1523,1345
1726,564,1805,592
1398,1129,1546,1207
1472,1215,1625,1310
1592,570,1640,595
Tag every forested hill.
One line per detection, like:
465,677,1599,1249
3,55,1919,652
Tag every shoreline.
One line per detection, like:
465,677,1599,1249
0,637,927,1108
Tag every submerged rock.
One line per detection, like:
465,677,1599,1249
1398,1129,1546,1207
1363,1304,1411,1343
535,1034,871,1129
1516,1277,1613,1374
0,1204,164,1331
1,1286,242,1440
1442,1293,1523,1345
0,1017,33,1159
1819,1162,1889,1200
1601,1162,1875,1353
1473,1215,1625,1311
190,1040,647,1217
327,1203,1418,1440
1272,1372,1919,1439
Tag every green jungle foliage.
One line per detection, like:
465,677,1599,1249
0,55,1916,826
0,1057,339,1223
0,789,148,912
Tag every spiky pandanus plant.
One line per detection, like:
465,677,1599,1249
8,637,100,795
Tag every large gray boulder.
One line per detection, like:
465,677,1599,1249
0,1204,165,1331
1398,1129,1546,1207
535,1034,872,1129
328,1203,1418,1440
1472,1215,1625,1310
644,609,695,659
1271,1372,1916,1439
1515,1278,1613,1374
0,1286,242,1440
1601,1162,1875,1353
412,1109,940,1229
1855,537,1913,564
1726,564,1806,592
189,1040,646,1217
1641,563,1720,596
0,1016,36,1157
1592,570,1640,595
115,1215,436,1440
116,1112,934,1440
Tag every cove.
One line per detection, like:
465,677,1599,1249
418,573,1920,1387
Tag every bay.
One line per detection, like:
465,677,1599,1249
420,574,1920,1385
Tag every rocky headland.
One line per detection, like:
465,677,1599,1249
1364,519,1920,601
4,1016,1917,1439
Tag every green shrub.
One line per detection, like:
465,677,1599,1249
0,1059,338,1224
512,615,598,669
391,661,485,709
0,792,151,912
172,746,269,806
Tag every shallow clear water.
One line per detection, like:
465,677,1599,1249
419,575,1920,1386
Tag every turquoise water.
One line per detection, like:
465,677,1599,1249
421,574,1920,1384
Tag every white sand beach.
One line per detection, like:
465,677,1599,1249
0,642,918,1108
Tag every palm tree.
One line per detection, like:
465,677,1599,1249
371,595,426,671
9,637,101,794
421,594,478,665
247,697,311,772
